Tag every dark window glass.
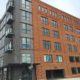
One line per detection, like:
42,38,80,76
71,68,78,74
53,31,60,38
71,35,75,42
78,38,80,43
69,56,74,62
41,17,48,25
76,29,80,34
42,28,50,36
64,25,68,30
73,45,77,52
43,41,51,49
75,56,80,62
65,34,70,41
69,26,74,32
51,20,58,27
68,44,72,52
78,68,80,73
54,42,61,51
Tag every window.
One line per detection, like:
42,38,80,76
41,17,48,25
51,20,58,27
5,42,13,51
71,27,74,32
73,45,77,52
54,42,61,51
43,40,51,49
53,31,60,38
69,56,75,62
64,25,68,30
44,55,52,62
78,38,80,43
71,35,75,42
21,11,32,22
75,56,80,62
21,23,32,34
71,68,78,74
44,8,48,13
40,7,48,13
38,6,41,11
68,44,72,52
22,54,31,63
42,28,50,36
0,57,3,67
65,34,70,41
76,29,80,34
69,27,74,32
22,0,31,10
78,68,80,73
21,38,33,49
56,55,63,62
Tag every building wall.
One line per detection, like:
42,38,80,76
32,0,80,80
0,0,80,80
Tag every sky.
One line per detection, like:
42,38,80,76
0,0,80,19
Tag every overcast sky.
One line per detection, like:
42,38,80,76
0,0,80,19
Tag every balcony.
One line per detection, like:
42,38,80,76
6,13,13,24
5,27,14,38
5,42,13,53
6,0,14,12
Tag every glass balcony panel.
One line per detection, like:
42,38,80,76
6,13,13,24
5,27,13,38
6,0,14,12
5,42,13,53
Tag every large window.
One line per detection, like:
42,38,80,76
75,56,80,62
78,38,80,43
69,56,75,62
21,38,33,49
41,17,48,25
78,68,80,73
69,26,74,32
5,41,13,51
22,54,32,63
71,35,75,42
71,68,78,74
43,40,51,49
42,28,50,36
44,55,52,62
76,29,80,34
51,20,58,27
21,11,32,22
53,31,60,38
56,55,63,63
73,45,77,52
65,34,70,41
64,25,68,31
54,42,61,51
21,23,32,34
68,44,72,52
22,0,31,10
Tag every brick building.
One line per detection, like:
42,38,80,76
0,0,80,80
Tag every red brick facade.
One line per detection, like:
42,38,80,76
32,0,80,80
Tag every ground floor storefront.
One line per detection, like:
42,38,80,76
0,64,80,80
0,63,37,80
